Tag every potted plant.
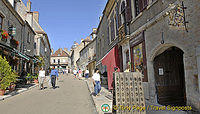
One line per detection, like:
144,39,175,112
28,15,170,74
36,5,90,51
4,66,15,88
0,56,18,96
26,73,32,84
0,29,9,42
9,82,16,92
33,75,38,84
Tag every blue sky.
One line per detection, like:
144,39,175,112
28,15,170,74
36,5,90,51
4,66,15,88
22,0,107,51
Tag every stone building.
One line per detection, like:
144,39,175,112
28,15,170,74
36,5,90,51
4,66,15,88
0,0,35,76
51,48,71,70
16,0,51,74
78,29,97,77
71,37,91,70
96,0,200,111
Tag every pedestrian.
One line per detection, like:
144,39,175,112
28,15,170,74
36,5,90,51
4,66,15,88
73,68,77,78
124,64,130,72
38,68,45,90
85,69,89,79
50,67,59,89
92,68,101,96
78,69,82,78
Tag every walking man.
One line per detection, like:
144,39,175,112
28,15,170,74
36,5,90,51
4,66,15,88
50,67,59,89
85,69,89,79
92,68,101,96
38,68,45,90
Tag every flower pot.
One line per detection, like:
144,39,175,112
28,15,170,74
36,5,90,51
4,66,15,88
34,79,38,84
9,84,16,92
0,89,6,96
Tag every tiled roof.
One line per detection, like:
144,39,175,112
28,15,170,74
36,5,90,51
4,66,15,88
51,48,70,57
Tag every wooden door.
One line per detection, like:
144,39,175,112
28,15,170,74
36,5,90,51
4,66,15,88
153,47,186,106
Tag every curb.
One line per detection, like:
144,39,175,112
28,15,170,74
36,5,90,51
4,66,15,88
85,80,98,114
0,84,38,101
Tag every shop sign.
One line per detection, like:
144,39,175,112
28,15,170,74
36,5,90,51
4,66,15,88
168,4,185,30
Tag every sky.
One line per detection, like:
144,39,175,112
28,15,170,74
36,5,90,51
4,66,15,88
22,0,107,51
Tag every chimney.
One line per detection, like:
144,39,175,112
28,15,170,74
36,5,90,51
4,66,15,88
51,48,54,54
81,38,84,42
33,11,39,23
27,0,31,12
99,16,102,22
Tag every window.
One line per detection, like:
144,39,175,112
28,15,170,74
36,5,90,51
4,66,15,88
58,59,60,64
0,15,3,29
34,42,36,49
53,59,55,63
135,0,148,16
27,32,30,43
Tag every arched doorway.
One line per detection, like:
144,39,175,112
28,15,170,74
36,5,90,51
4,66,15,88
153,46,186,106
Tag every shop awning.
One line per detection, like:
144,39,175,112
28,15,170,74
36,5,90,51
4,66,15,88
14,49,30,61
102,46,120,90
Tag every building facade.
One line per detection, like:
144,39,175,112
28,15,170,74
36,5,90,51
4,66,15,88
96,0,200,111
0,0,36,76
71,37,91,70
16,0,51,74
51,48,71,70
78,29,97,76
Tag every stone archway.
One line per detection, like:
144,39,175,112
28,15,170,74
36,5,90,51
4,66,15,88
153,46,186,106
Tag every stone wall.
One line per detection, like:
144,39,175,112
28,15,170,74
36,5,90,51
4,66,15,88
143,0,200,111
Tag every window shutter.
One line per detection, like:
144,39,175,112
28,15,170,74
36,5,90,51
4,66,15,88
111,17,115,41
139,0,143,13
107,26,110,44
117,3,121,28
135,0,140,16
144,0,148,8
125,0,132,23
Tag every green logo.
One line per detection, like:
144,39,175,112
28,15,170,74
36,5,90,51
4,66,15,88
101,104,110,112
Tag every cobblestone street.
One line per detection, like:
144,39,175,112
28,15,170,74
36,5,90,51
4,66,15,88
0,74,96,114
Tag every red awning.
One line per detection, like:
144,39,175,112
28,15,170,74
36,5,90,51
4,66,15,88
102,46,120,90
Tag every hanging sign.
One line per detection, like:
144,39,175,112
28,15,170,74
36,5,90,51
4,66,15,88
168,3,186,30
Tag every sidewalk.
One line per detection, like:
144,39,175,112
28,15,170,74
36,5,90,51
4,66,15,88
85,78,113,114
0,75,49,101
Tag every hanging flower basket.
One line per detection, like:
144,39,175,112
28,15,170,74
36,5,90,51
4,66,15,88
16,41,19,46
0,29,9,42
0,30,9,39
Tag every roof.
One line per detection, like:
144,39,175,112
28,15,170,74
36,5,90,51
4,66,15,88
51,48,70,57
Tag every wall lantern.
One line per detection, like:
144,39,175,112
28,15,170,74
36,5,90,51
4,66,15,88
8,26,16,37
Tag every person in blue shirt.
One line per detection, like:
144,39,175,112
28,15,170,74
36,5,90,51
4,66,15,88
50,67,59,89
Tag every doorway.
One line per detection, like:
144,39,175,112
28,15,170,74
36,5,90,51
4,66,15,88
153,47,186,106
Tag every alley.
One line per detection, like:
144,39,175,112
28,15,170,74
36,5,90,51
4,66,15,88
0,74,96,114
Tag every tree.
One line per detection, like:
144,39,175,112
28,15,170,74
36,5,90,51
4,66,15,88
0,56,18,90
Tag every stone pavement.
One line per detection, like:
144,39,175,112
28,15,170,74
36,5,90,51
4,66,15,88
85,77,113,114
0,74,96,114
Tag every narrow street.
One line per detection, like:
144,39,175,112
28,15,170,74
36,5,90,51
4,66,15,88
0,74,96,114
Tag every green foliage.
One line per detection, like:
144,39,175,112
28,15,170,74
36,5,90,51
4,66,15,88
37,57,45,68
0,56,18,90
33,74,38,80
26,73,33,81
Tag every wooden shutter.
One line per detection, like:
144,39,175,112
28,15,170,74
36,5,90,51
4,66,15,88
107,26,110,44
125,0,132,23
111,17,115,41
139,0,143,12
117,2,121,28
135,0,140,16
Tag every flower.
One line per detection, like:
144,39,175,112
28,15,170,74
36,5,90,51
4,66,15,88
16,41,19,46
1,30,9,39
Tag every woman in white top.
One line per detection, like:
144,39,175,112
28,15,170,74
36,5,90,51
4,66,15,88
92,68,101,96
38,68,45,90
